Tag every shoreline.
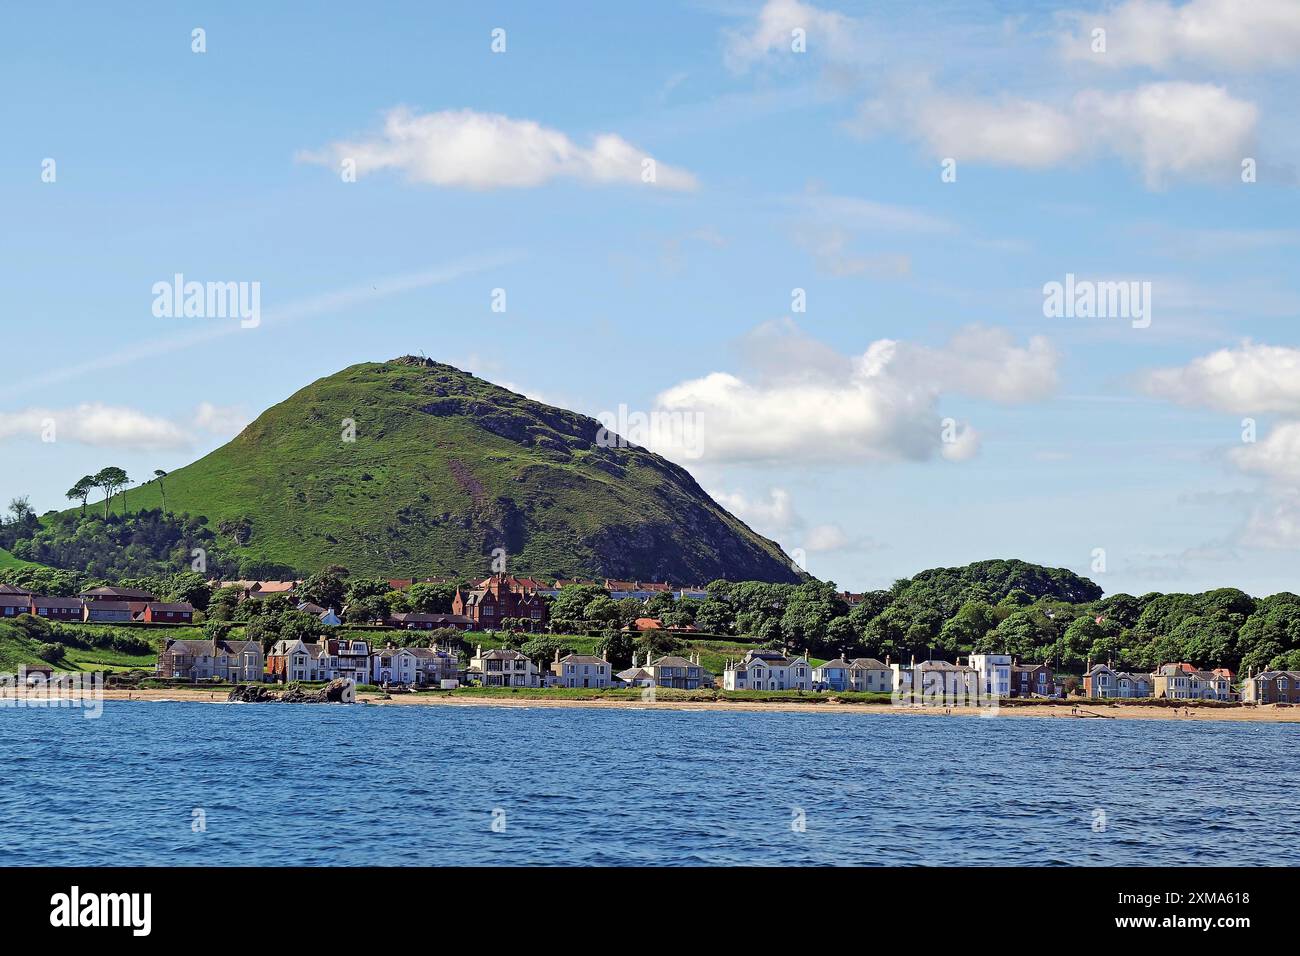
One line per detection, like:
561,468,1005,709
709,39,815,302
17,688,1298,723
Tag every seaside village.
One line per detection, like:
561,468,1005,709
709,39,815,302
2,574,1288,704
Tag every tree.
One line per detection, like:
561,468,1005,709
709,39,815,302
300,571,346,611
1171,614,1238,669
344,595,389,624
780,582,850,655
92,467,129,518
6,496,34,524
645,591,676,616
65,477,95,517
613,597,645,629
164,571,212,611
583,596,621,627
1238,598,1300,674
597,629,636,669
520,635,569,668
347,577,394,604
551,584,605,620
693,599,734,635
937,600,997,652
406,582,457,613
153,469,169,513
634,631,683,660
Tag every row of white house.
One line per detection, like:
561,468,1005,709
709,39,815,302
721,650,1053,699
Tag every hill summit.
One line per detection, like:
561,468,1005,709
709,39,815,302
125,357,803,582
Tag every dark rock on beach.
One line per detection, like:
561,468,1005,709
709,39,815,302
227,678,355,704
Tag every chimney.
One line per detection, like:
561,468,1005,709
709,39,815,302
554,648,561,663
476,644,482,658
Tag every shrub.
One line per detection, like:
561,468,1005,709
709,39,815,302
36,642,66,663
12,613,51,640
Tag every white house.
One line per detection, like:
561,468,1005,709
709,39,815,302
845,658,892,693
297,602,342,626
615,658,655,687
371,644,458,686
319,637,371,685
723,649,812,691
891,658,980,704
468,645,541,687
372,645,424,686
968,653,1012,698
551,651,612,688
811,657,851,690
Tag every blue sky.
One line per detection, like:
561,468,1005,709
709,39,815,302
3,0,1300,596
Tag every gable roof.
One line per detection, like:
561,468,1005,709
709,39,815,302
557,653,609,666
85,600,133,613
31,595,83,609
649,655,696,669
477,648,529,661
81,586,156,600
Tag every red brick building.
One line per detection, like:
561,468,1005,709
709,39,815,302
30,596,82,621
452,574,548,630
142,602,195,624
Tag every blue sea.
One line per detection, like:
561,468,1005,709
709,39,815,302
1,701,1295,866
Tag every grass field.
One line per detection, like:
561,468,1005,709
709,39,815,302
62,646,160,672
0,547,41,571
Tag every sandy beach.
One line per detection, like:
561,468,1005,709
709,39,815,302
10,687,1291,723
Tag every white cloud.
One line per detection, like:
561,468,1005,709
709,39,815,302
1140,342,1300,413
804,523,850,552
941,422,982,462
1231,421,1300,481
193,403,252,436
647,321,1056,464
793,225,911,278
0,402,257,450
0,404,191,450
712,487,798,530
857,80,1256,187
1061,0,1300,71
298,107,697,191
794,190,959,234
724,0,861,70
1073,83,1257,187
710,485,862,555
1240,491,1300,550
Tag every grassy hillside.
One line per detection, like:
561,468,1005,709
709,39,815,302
0,548,41,571
0,620,164,673
0,623,54,671
113,357,801,582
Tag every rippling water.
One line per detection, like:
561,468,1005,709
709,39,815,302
1,702,1295,865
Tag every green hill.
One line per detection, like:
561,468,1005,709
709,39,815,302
0,548,41,571
114,357,801,582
